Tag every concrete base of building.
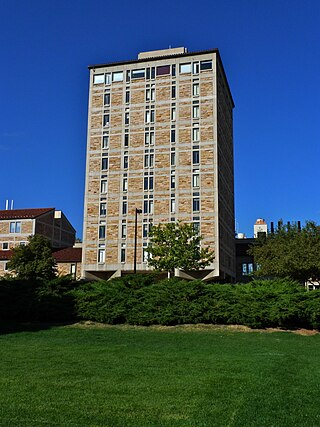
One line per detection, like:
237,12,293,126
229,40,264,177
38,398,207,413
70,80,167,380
82,268,235,282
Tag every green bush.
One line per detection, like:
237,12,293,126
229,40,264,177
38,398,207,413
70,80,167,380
0,276,77,321
2,274,320,330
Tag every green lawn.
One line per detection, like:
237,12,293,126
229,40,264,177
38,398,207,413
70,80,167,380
0,324,319,427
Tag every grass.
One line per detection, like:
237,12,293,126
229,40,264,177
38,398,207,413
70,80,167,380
0,324,320,426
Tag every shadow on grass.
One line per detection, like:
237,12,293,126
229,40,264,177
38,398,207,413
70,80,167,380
0,321,75,336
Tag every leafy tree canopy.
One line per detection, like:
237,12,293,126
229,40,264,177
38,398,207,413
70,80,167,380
249,220,320,283
8,235,57,281
146,221,214,277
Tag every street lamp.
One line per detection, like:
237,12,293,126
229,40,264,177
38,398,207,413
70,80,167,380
134,208,142,274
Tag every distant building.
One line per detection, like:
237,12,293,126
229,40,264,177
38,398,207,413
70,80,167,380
53,245,82,279
0,207,77,277
235,218,268,282
82,46,235,281
254,218,267,238
0,208,75,250
235,237,255,282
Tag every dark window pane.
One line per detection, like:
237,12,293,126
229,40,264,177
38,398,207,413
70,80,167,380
200,60,212,70
192,151,199,164
156,65,170,76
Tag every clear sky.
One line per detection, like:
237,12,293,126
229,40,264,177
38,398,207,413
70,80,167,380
1,0,320,238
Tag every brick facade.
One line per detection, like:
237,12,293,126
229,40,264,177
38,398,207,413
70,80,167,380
82,48,235,280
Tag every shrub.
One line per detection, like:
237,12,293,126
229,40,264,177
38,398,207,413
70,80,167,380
2,275,320,330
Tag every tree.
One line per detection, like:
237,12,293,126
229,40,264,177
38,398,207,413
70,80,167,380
248,220,320,284
146,221,214,278
8,235,57,281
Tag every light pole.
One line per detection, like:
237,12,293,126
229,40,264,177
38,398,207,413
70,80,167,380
134,208,142,274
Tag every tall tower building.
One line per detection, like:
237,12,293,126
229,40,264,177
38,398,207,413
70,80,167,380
82,47,235,280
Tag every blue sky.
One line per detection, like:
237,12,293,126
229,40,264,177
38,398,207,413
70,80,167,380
1,0,320,238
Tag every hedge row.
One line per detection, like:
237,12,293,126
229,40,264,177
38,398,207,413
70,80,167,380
1,274,320,329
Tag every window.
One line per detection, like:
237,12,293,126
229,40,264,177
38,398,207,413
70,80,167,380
151,67,155,79
4,262,8,271
121,222,127,238
101,179,108,193
192,150,200,164
100,203,106,216
99,224,106,239
193,62,200,74
170,128,176,143
20,242,26,246
123,152,129,169
126,70,130,82
143,199,154,214
125,111,129,125
103,114,110,126
10,222,21,233
170,172,175,189
102,135,109,149
120,243,126,262
146,87,155,101
145,109,155,123
193,170,200,188
156,65,170,76
171,107,176,121
122,201,127,215
193,105,199,119
2,242,9,250
193,198,200,212
180,63,191,73
143,243,149,263
144,175,154,190
131,68,145,79
192,127,199,141
170,198,176,213
242,263,248,276
104,93,110,106
124,131,129,147
105,73,111,85
171,85,176,98
145,130,155,146
98,245,105,263
172,64,176,77
102,156,108,170
170,151,176,166
146,109,154,123
200,60,212,70
144,153,154,168
125,90,130,104
193,221,200,233
193,83,199,96
123,177,128,191
93,74,104,84
112,71,123,82
143,223,149,238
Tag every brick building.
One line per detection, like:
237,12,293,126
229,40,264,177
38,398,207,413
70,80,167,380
0,208,76,276
82,47,235,280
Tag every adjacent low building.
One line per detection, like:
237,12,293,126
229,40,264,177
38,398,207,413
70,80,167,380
0,207,78,277
0,208,76,250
